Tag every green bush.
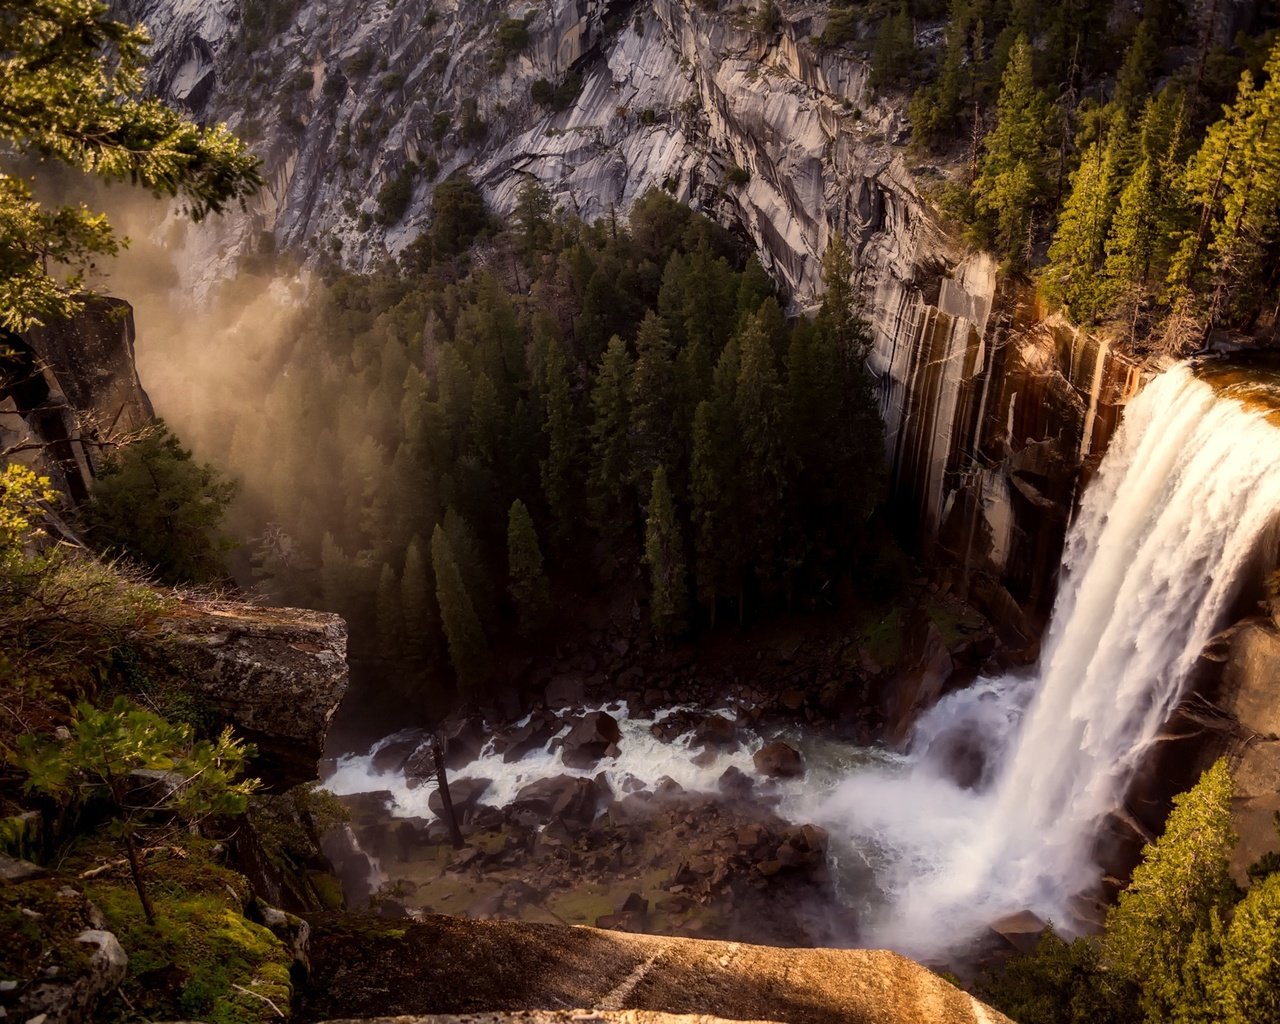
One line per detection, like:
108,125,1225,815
80,422,237,586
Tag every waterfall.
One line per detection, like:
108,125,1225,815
821,363,1280,956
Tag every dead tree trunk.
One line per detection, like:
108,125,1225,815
431,734,465,849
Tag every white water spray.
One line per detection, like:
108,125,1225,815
821,363,1280,955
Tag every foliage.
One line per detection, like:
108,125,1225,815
80,422,238,586
0,462,170,695
643,466,686,636
976,929,1139,1024
17,697,258,923
973,36,1050,266
506,498,549,638
376,163,417,225
430,523,490,697
0,0,261,330
1105,758,1238,1023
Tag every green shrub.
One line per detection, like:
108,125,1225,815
80,421,238,586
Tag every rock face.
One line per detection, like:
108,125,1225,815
302,912,1014,1023
151,597,349,788
120,0,1144,632
2,299,154,503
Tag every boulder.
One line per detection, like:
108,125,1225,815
371,734,424,774
693,714,738,750
717,766,754,798
511,775,599,827
149,598,348,789
428,778,492,817
441,718,487,770
499,716,560,763
883,613,954,745
753,742,805,779
561,711,622,769
989,910,1048,954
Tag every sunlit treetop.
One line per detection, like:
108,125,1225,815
0,0,263,331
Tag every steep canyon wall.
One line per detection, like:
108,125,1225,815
115,0,1149,631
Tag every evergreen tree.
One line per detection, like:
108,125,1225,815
506,499,550,638
733,312,788,603
871,4,917,91
1210,873,1280,1024
1106,758,1238,1024
1169,40,1280,339
430,524,491,697
1043,124,1126,322
401,534,437,664
514,176,554,260
540,338,583,545
443,507,495,628
1102,155,1162,330
643,466,687,637
974,35,1052,265
629,311,678,492
82,422,238,586
375,562,404,657
587,334,634,542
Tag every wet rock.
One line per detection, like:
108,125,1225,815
441,718,487,770
595,910,647,932
989,910,1048,954
561,711,621,769
753,742,805,779
370,734,424,774
428,778,492,817
654,777,685,798
691,748,718,768
693,714,738,750
499,716,560,763
511,775,599,827
884,613,955,746
717,767,754,798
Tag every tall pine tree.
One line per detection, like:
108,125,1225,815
430,524,491,697
506,499,550,638
643,465,688,637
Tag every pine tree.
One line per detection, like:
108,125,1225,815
1210,873,1280,1024
1043,124,1126,322
1102,155,1162,330
375,562,404,658
870,4,916,91
506,499,550,638
443,507,495,628
733,312,788,604
514,176,554,260
540,338,582,545
1106,758,1238,1024
430,524,491,697
401,534,437,664
629,311,677,492
1168,40,1280,339
587,334,634,541
690,338,742,625
974,35,1052,264
643,466,687,637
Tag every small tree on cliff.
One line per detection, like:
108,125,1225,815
18,698,258,924
0,0,261,330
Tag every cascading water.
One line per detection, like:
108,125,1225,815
821,363,1280,955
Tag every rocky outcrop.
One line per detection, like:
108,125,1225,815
2,298,153,503
1215,617,1280,881
301,912,1013,1023
317,1014,783,1024
119,0,1146,632
151,597,349,788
